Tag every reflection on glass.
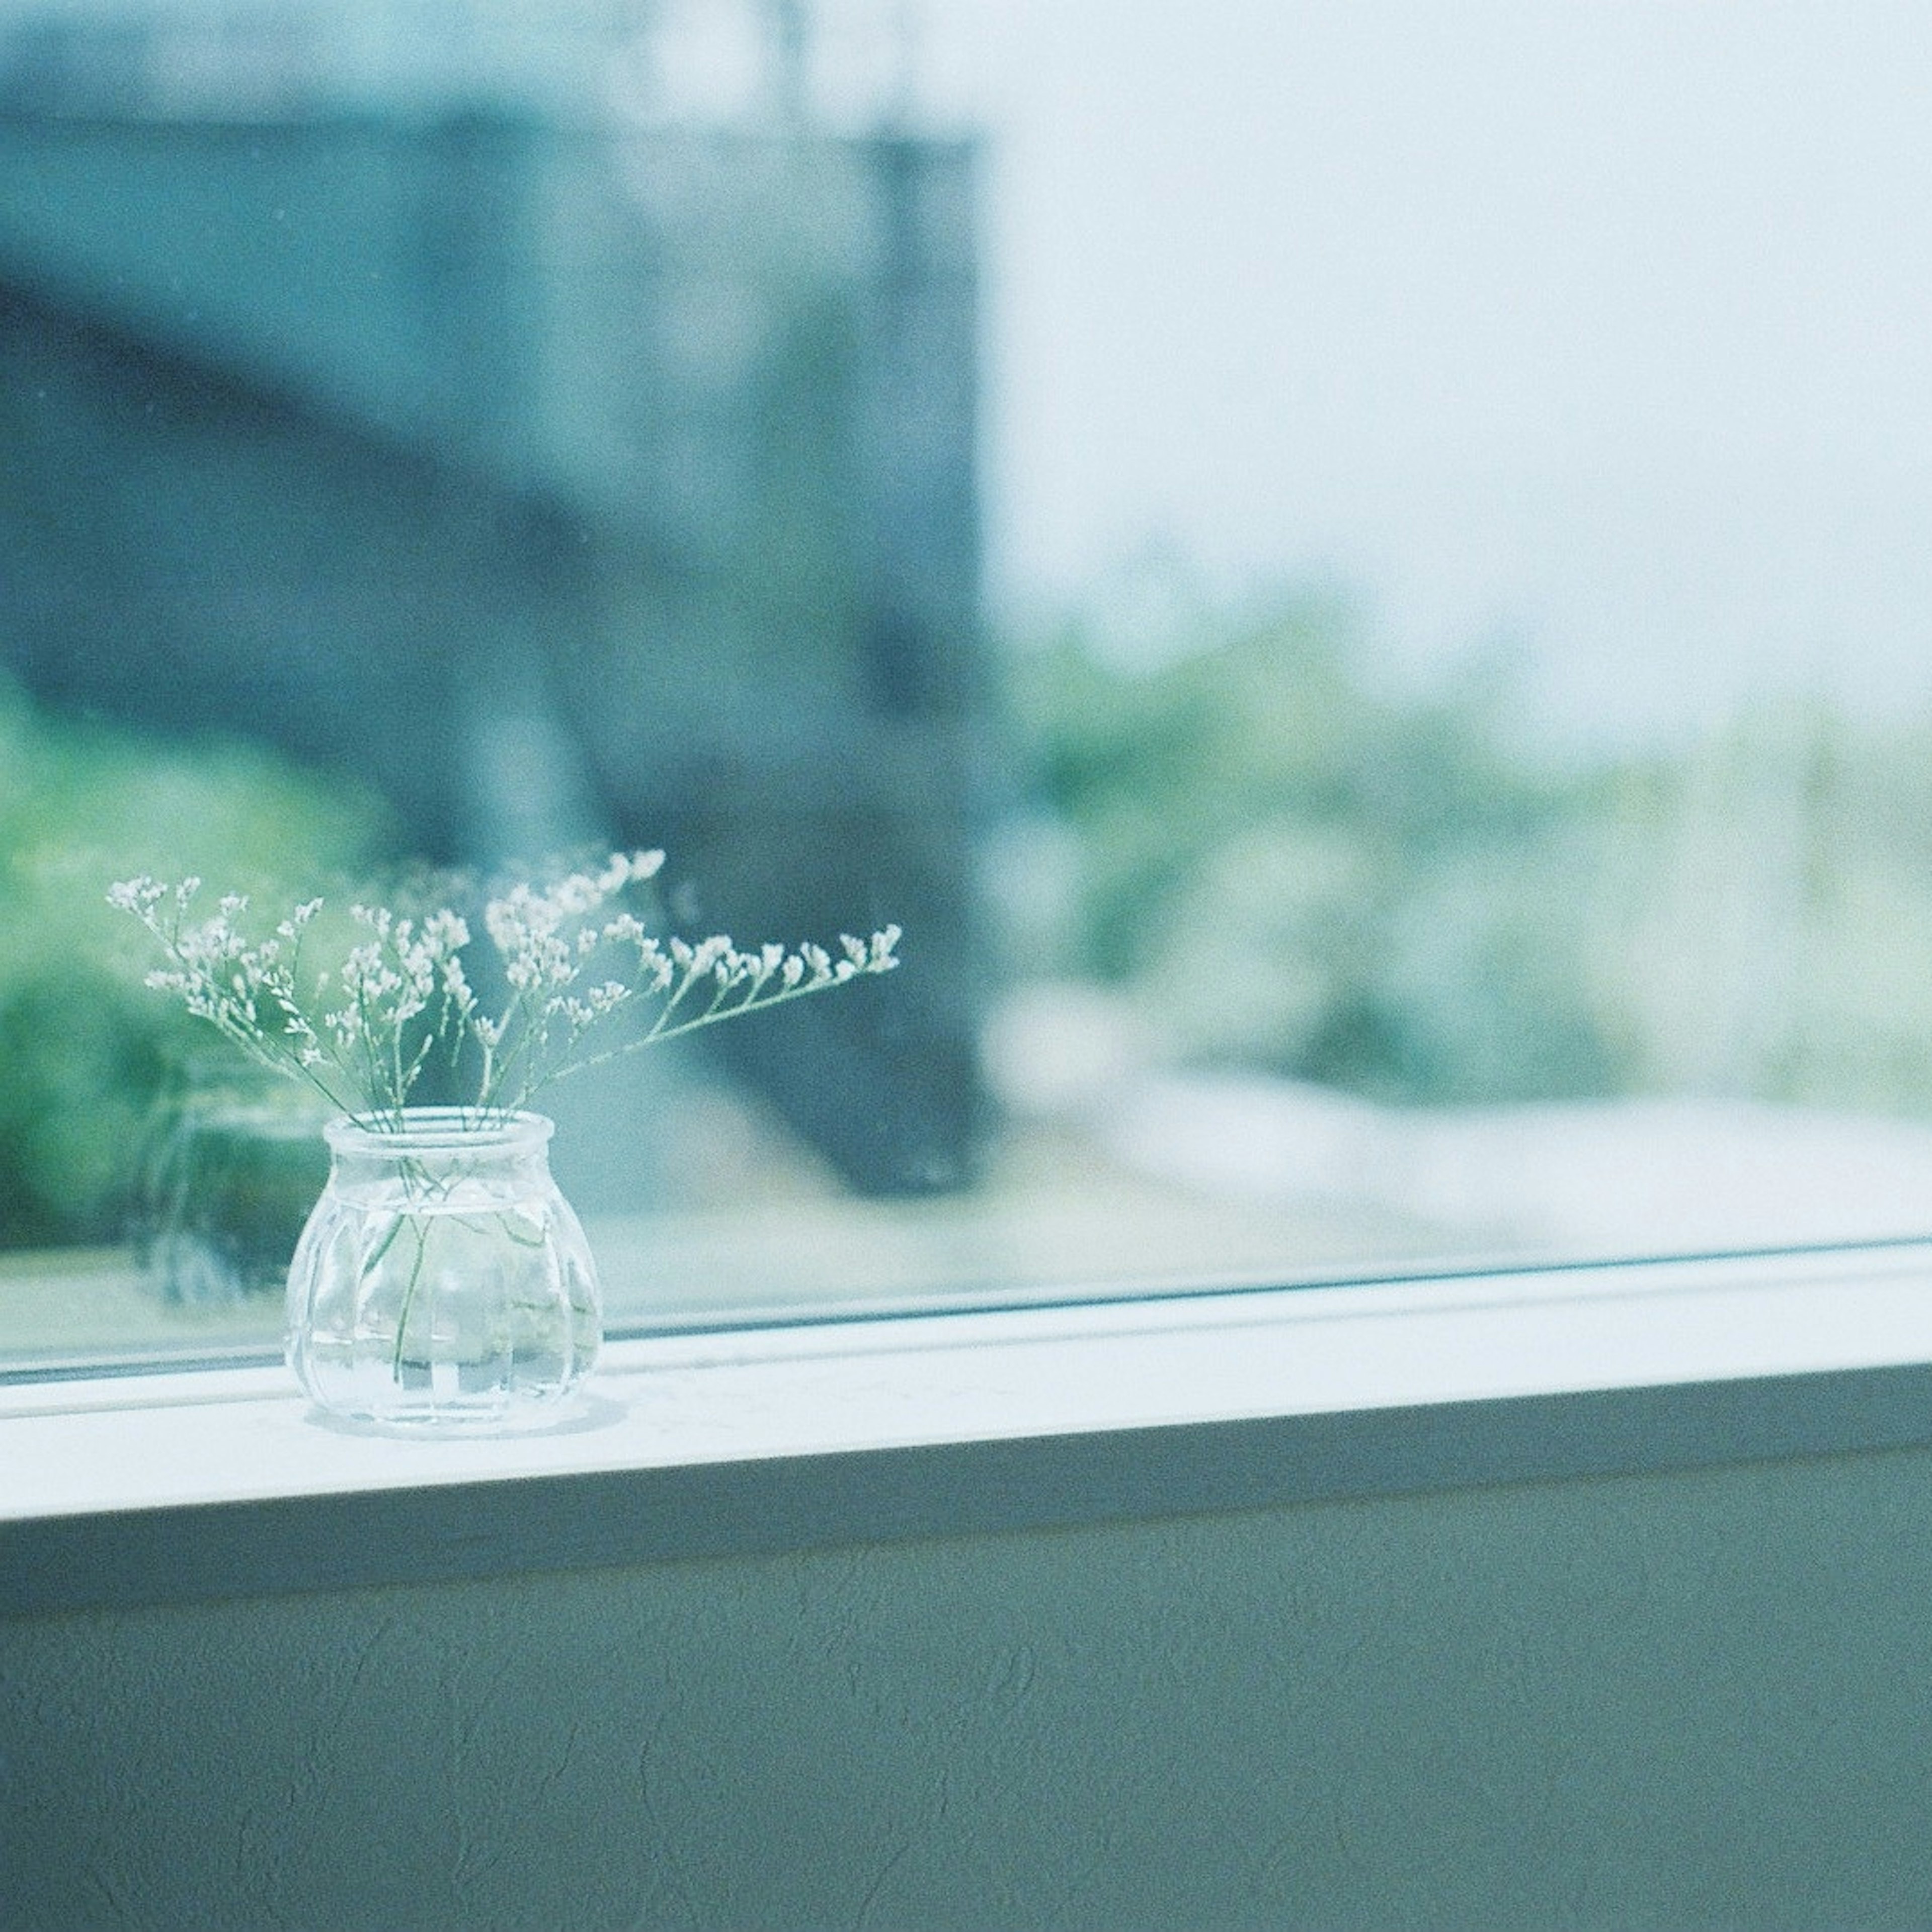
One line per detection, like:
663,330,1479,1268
4,0,1932,1369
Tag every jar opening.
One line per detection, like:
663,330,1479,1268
322,1108,554,1156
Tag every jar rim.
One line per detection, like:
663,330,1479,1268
323,1108,554,1154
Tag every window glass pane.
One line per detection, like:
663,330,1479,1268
5,0,1932,1370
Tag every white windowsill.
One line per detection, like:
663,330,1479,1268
9,1240,1932,1615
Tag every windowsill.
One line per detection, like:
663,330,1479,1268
9,1239,1932,1617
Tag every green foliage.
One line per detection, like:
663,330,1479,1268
1582,703,1932,1116
1011,591,1932,1117
1010,595,1627,1105
0,676,390,1245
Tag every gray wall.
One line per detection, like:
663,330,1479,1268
8,1444,1932,1929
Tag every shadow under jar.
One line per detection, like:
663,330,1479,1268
286,1109,601,1433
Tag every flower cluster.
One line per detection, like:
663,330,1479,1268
110,854,901,1129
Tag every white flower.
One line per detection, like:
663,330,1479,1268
112,852,902,1124
440,955,475,1011
108,877,163,914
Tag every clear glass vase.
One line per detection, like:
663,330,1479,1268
286,1109,601,1433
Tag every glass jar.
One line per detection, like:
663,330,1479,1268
286,1109,601,1433
137,1094,330,1308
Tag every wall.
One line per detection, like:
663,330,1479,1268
7,1442,1932,1929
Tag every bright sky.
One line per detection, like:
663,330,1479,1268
21,0,1932,746
914,1,1932,745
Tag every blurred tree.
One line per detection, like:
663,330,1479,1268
1010,594,1633,1105
0,675,390,1245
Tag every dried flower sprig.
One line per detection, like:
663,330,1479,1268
109,853,901,1129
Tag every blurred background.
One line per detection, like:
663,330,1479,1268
8,0,1932,1364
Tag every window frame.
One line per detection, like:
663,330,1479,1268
9,1236,1932,1617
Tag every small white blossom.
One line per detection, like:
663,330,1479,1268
111,852,902,1124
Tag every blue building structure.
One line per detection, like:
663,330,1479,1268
0,4,991,1193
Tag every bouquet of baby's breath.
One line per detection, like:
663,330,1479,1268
110,851,900,1130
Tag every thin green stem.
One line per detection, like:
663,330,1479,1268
539,967,872,1094
387,1216,431,1380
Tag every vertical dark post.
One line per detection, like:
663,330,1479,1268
698,131,994,1196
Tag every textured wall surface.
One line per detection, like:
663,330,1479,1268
7,1445,1932,1930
